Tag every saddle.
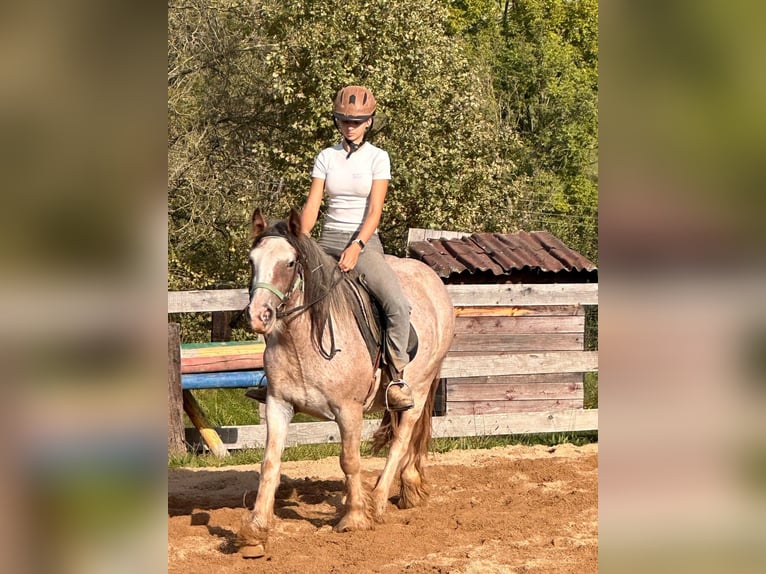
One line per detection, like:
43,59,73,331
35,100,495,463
343,270,418,373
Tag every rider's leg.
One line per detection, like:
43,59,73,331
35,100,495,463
353,235,414,411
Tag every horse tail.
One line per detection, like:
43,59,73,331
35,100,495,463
370,411,395,455
409,371,437,463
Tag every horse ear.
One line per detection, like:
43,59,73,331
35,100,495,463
251,209,267,239
287,208,302,237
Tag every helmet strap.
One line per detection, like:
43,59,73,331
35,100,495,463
333,116,374,158
344,138,362,158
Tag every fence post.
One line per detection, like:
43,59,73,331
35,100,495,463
168,323,186,456
211,310,233,342
433,378,447,416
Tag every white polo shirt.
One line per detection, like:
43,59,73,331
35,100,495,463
311,141,391,233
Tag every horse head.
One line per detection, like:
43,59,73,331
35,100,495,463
247,208,303,335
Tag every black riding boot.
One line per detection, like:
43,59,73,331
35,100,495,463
245,383,268,404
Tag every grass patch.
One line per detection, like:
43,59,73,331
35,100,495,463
169,444,347,469
429,431,597,454
188,389,261,426
584,371,598,409
176,375,599,469
169,430,597,469
188,390,385,427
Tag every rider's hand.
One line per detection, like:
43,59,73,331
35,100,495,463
338,242,362,272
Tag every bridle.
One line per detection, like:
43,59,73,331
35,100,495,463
235,256,346,360
230,257,304,330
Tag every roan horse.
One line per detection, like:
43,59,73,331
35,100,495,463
237,208,455,557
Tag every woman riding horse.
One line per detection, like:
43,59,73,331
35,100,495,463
248,85,413,411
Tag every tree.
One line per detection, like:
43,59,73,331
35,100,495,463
168,0,275,289
169,0,522,286
168,0,598,292
495,0,598,261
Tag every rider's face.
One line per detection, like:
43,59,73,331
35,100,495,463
337,118,371,143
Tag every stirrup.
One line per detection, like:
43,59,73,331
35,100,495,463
385,379,414,412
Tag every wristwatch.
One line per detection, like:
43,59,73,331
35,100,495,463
354,238,365,249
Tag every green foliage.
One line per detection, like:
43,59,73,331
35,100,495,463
168,0,598,290
495,0,599,261
584,372,598,410
239,0,519,254
445,0,500,38
168,0,270,291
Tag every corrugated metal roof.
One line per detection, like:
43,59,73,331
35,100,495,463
407,230,597,279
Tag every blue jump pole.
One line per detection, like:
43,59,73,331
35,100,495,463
181,370,266,390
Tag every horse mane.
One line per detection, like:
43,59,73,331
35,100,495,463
256,220,355,355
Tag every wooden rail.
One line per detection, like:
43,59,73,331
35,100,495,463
185,409,598,450
167,283,598,313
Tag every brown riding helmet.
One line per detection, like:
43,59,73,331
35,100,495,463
332,85,377,121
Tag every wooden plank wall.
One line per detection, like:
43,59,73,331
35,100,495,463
445,304,587,416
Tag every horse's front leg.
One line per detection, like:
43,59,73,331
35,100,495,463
334,405,373,532
238,399,294,558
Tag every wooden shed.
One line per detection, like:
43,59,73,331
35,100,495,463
407,228,597,417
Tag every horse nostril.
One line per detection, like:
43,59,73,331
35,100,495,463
260,305,274,324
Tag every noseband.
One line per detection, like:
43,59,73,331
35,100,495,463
250,269,304,318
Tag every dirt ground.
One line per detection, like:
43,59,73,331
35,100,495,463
168,443,598,573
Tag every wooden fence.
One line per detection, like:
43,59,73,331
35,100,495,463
168,283,598,451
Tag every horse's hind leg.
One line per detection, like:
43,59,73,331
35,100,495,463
397,385,434,509
370,408,421,520
334,405,373,532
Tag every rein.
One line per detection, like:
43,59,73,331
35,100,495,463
276,267,345,319
276,265,345,360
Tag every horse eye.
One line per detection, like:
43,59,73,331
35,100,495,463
287,260,296,268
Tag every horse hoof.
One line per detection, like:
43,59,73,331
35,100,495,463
334,515,372,533
239,544,266,559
